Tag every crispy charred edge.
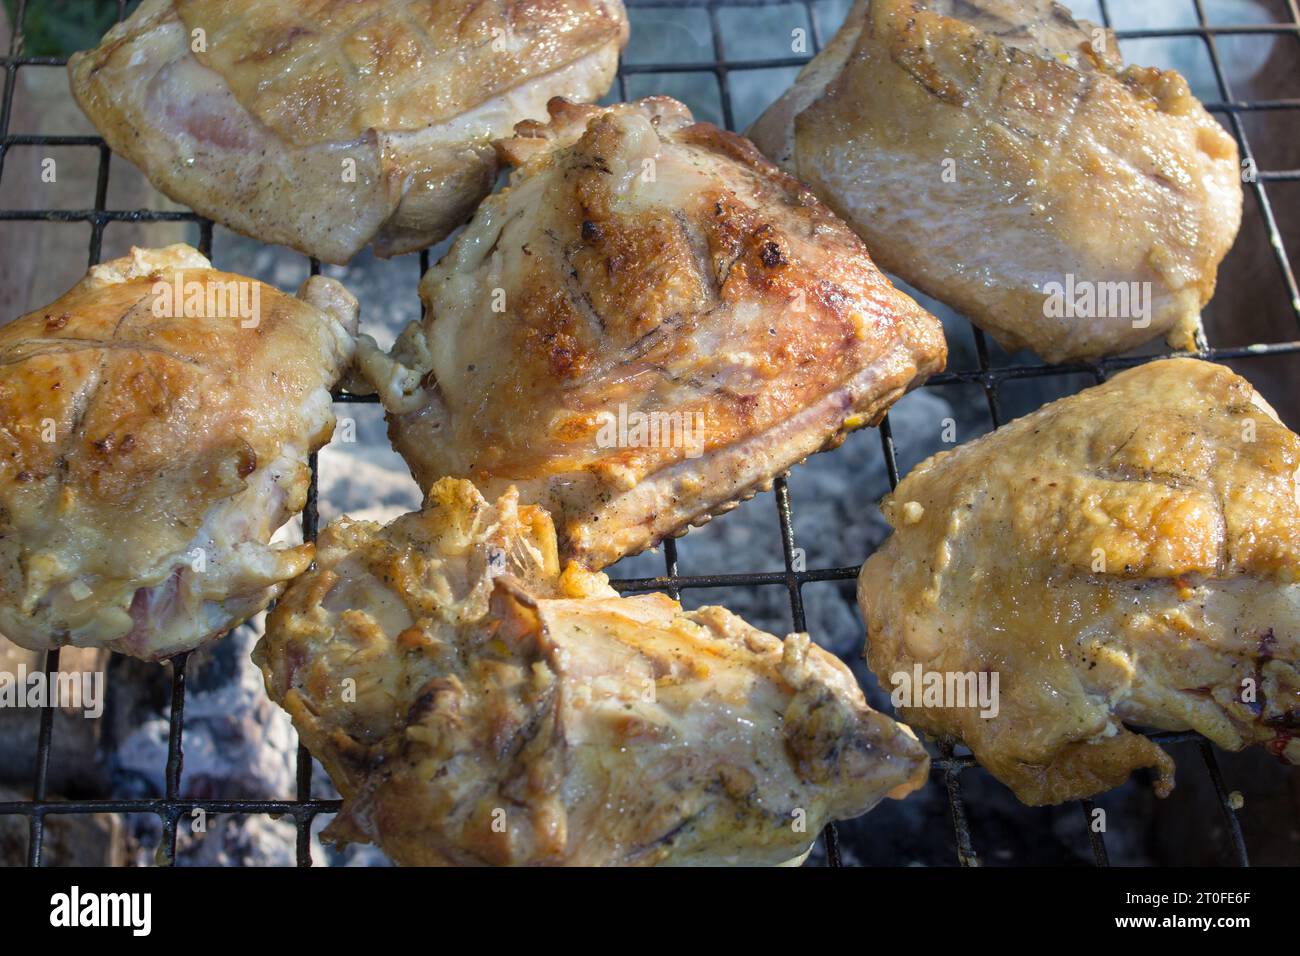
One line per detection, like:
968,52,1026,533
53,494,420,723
256,561,375,809
876,0,1111,97
610,378,923,557
500,92,910,284
175,0,629,140
988,730,1176,807
66,0,166,89
74,0,630,134
499,94,860,240
496,95,695,168
780,631,931,801
672,117,919,279
78,243,213,288
872,0,1205,121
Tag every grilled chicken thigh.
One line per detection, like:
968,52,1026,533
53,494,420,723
68,0,628,264
748,0,1243,363
858,359,1300,805
0,245,357,660
357,96,945,569
257,478,929,866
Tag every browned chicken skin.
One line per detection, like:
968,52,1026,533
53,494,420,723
859,359,1300,804
256,478,930,865
749,0,1243,363
68,0,628,263
357,96,946,569
0,245,357,660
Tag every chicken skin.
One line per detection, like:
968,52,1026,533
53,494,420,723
748,0,1243,363
858,359,1300,805
357,96,946,569
68,0,628,264
0,245,357,661
256,478,929,866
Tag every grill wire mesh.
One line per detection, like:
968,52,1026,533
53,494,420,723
1,0,1296,867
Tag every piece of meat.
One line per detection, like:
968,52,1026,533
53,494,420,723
0,245,357,660
255,478,929,866
356,96,946,569
67,0,628,264
748,0,1243,363
858,358,1300,805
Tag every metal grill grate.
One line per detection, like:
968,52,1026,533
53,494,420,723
1,0,1296,867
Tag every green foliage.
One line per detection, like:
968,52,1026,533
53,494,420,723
3,0,136,57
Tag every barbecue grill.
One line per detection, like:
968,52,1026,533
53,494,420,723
0,0,1296,868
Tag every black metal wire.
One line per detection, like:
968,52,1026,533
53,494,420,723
2,0,1292,868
